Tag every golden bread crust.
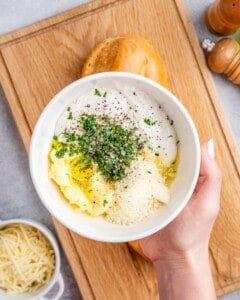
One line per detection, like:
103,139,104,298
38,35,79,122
128,240,150,261
81,35,169,88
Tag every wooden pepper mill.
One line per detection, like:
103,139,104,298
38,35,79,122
207,0,240,35
203,38,240,84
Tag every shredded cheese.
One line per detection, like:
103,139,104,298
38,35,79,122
0,224,55,294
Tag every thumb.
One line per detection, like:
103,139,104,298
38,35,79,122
192,140,222,211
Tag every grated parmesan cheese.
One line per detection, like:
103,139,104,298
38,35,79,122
106,157,170,225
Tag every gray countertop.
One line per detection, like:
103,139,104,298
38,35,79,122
0,0,239,299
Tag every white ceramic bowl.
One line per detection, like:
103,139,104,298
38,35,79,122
0,219,64,300
29,72,200,242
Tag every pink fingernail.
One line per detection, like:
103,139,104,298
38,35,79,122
207,139,215,159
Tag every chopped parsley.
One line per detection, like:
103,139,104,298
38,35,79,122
67,107,73,120
78,114,144,181
144,118,157,126
95,88,101,96
54,114,145,181
53,135,58,140
55,147,67,158
68,112,73,120
94,89,107,98
147,170,152,174
64,132,76,142
103,199,108,207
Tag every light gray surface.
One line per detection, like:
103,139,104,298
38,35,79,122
0,0,89,34
0,89,81,299
0,0,239,299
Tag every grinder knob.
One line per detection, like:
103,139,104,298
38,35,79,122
204,38,240,84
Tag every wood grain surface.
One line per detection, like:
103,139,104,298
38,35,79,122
0,0,240,298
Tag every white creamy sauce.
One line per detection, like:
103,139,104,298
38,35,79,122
55,82,177,165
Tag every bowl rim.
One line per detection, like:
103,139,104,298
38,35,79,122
29,71,201,242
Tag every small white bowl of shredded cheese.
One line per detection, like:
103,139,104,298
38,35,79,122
30,72,200,242
0,219,64,300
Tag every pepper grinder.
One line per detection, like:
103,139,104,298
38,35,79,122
207,0,240,35
202,38,240,84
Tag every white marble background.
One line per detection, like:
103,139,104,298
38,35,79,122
0,0,239,299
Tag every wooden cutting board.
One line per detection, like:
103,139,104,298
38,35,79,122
0,0,240,298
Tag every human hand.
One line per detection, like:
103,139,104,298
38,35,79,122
139,140,222,262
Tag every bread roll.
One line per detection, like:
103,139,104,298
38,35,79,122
128,240,150,261
81,35,169,88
